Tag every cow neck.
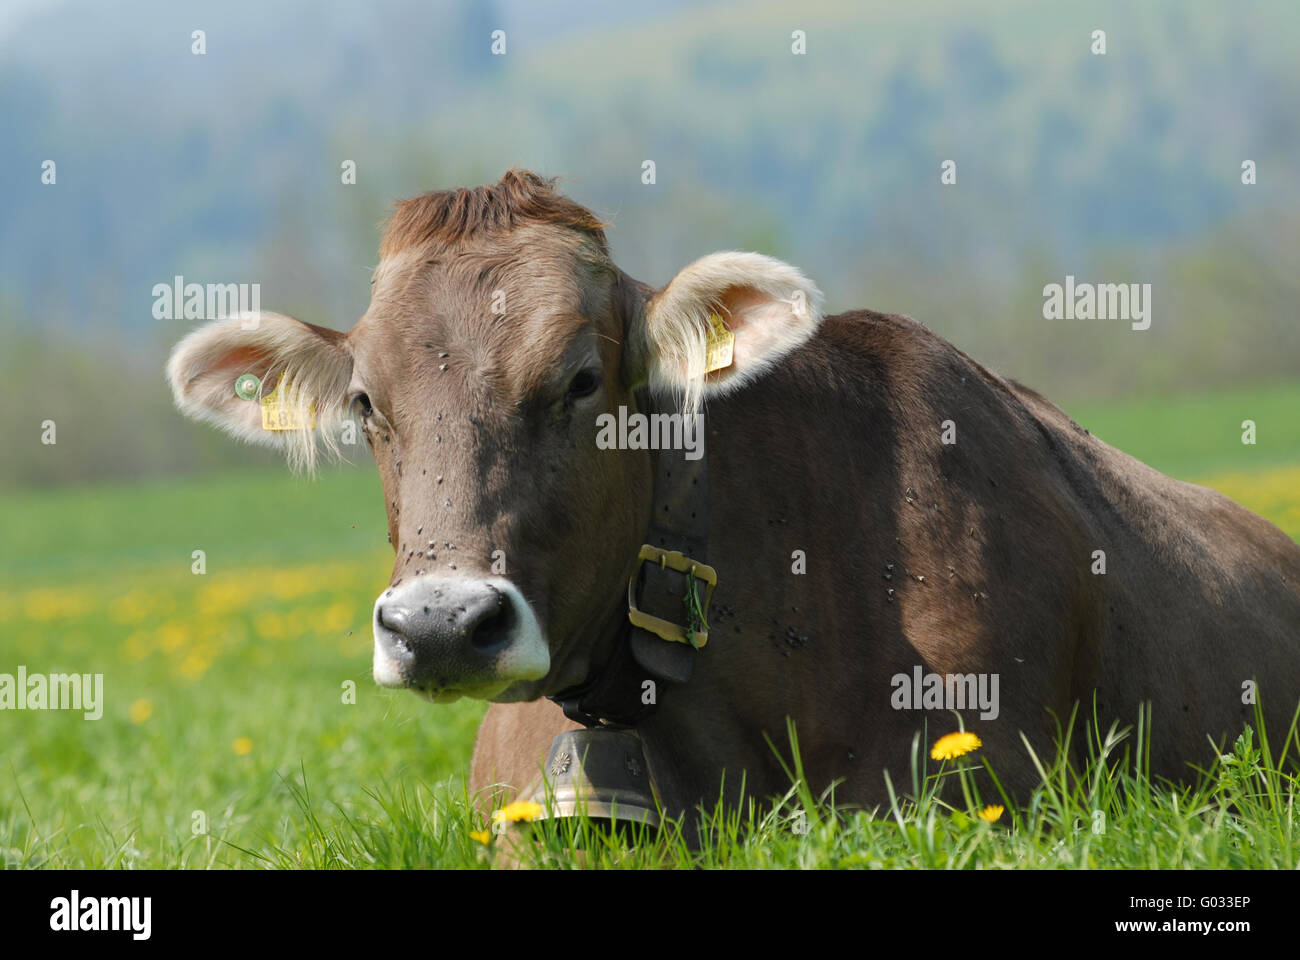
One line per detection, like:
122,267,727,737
548,394,710,728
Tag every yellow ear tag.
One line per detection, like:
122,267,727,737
260,375,317,431
703,312,735,374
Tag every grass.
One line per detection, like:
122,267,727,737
45,704,1292,871
1,380,1298,868
1065,380,1300,479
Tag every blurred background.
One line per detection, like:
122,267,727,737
2,0,1298,487
1,0,1297,866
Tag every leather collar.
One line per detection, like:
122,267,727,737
549,397,712,727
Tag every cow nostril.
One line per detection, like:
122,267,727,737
469,588,516,655
378,604,407,634
378,604,415,656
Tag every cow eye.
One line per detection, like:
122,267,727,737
352,392,374,417
566,369,602,401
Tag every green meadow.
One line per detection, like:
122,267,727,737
1,382,1297,868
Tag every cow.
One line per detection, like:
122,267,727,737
168,169,1300,827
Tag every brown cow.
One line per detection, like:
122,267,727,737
168,169,1300,825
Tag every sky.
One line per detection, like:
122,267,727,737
0,0,56,37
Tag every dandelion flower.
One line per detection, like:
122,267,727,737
469,829,492,846
930,731,981,761
491,800,544,826
978,804,1004,823
232,737,254,756
128,699,154,724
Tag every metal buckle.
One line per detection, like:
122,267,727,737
626,545,718,647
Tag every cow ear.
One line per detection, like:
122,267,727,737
630,252,823,412
166,312,353,471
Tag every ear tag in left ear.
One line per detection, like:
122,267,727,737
703,312,735,373
234,374,261,401
259,374,316,431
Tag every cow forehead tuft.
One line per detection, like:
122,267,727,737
379,169,608,259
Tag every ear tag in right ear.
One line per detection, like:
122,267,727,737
234,374,261,401
703,312,735,374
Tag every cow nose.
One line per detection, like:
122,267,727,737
378,583,510,654
372,577,549,696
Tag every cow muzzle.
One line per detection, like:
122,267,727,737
372,577,549,701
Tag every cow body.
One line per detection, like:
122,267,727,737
167,171,1300,827
474,309,1300,814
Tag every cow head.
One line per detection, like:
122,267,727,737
168,170,823,704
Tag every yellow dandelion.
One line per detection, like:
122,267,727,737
177,651,213,680
491,800,544,826
317,602,354,634
128,699,154,724
157,620,189,652
232,737,254,756
25,587,92,622
978,804,1004,823
253,611,287,640
469,829,492,846
930,730,982,761
109,589,154,625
